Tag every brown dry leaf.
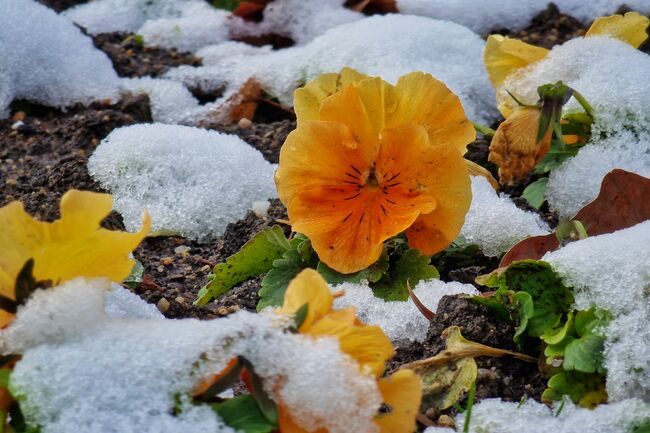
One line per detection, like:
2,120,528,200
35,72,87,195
233,0,270,20
489,108,553,185
346,0,397,13
500,169,650,266
209,78,262,125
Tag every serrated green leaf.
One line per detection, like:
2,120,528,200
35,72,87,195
499,260,574,337
257,250,307,311
563,333,605,374
196,226,290,305
212,395,277,433
522,177,549,210
123,259,144,289
542,371,607,408
370,249,439,301
316,249,388,285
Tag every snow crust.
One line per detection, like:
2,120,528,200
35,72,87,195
88,124,277,241
4,278,383,433
504,37,650,137
397,0,650,34
333,279,479,342
544,221,650,401
546,131,650,218
167,15,497,124
460,177,550,257
448,397,650,433
0,0,120,118
104,284,164,320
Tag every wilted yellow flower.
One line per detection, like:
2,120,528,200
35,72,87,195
276,68,475,274
489,107,553,185
278,269,422,433
485,12,650,117
0,189,150,327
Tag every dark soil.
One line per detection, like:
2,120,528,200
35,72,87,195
92,33,203,78
36,0,88,12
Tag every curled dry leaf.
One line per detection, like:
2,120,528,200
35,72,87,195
500,169,650,266
209,78,263,125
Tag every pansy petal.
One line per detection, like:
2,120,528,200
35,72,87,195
388,72,475,155
375,369,423,433
586,12,650,48
404,143,472,256
275,120,372,206
294,68,371,124
308,314,394,377
0,190,150,296
484,35,549,88
280,269,333,331
278,404,328,433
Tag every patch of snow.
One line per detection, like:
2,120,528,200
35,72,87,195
544,221,650,401
454,397,650,433
88,124,277,241
460,176,550,257
229,0,362,46
333,279,478,342
397,0,650,34
503,37,650,137
105,284,164,320
138,2,231,52
166,14,498,124
0,0,120,118
546,131,650,219
120,77,205,124
4,278,382,433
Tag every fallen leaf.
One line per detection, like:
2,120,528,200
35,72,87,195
210,78,263,125
346,0,397,13
500,169,650,266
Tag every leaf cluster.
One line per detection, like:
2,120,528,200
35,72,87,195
195,228,439,310
473,260,609,407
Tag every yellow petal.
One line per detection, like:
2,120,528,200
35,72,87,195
293,68,371,124
0,190,150,298
308,312,395,377
280,269,333,331
465,160,499,190
586,12,650,48
375,370,423,433
388,71,475,155
483,35,549,88
488,107,553,185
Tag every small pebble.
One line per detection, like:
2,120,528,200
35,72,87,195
174,245,191,257
11,120,24,130
161,257,173,266
200,264,212,273
437,415,455,428
252,200,270,218
217,306,229,315
156,298,170,313
175,296,185,304
238,117,253,129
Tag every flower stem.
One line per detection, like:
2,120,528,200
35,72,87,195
472,121,496,137
572,90,594,119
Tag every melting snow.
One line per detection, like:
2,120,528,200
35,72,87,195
0,0,120,118
3,278,382,433
544,221,650,401
88,124,277,241
460,177,550,257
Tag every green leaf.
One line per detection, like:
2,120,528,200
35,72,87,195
513,291,534,343
542,371,607,408
533,138,580,174
469,287,511,322
257,250,307,311
563,333,605,374
212,0,240,11
317,249,388,285
370,249,439,301
196,226,290,305
123,259,144,289
498,260,574,337
522,177,549,210
212,395,277,433
239,359,278,425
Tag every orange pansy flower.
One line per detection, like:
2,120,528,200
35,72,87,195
276,69,474,274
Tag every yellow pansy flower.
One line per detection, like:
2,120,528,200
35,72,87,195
485,12,650,117
0,189,150,327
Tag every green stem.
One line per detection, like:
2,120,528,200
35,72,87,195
463,380,476,433
472,121,496,137
572,90,594,119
